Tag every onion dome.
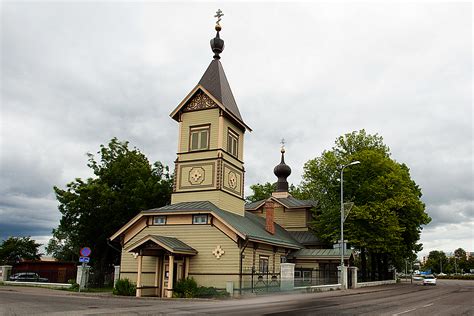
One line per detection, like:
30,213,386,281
273,146,292,192
210,22,224,59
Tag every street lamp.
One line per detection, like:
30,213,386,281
340,160,360,288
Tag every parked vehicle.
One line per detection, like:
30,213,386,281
9,272,48,282
423,274,437,286
412,274,423,281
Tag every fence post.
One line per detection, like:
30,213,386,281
0,266,12,282
280,263,295,291
348,266,358,288
76,264,90,290
113,265,120,287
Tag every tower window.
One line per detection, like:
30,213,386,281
227,129,239,157
189,125,210,151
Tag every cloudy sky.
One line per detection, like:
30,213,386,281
1,2,472,258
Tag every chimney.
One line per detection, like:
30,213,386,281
264,201,275,235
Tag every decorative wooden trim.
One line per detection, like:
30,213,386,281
183,91,218,112
178,162,215,190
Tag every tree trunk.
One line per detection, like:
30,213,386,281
377,253,383,281
382,253,389,280
361,247,367,282
370,252,377,281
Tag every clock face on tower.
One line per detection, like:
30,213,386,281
188,167,205,185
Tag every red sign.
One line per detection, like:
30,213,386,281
80,247,91,257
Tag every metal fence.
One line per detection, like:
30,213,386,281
241,271,281,294
294,268,339,287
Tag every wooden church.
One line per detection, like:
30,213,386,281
110,13,352,297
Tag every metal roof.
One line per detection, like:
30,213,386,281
289,248,354,259
198,59,244,126
288,231,327,246
245,196,317,211
143,201,302,249
125,235,197,255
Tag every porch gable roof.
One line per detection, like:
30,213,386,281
125,235,198,255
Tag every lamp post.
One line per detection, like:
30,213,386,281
340,160,360,288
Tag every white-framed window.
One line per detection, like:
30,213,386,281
193,214,208,224
259,255,269,273
303,271,312,282
294,271,302,278
153,216,167,225
190,125,210,151
227,129,239,157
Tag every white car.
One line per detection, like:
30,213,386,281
423,275,437,285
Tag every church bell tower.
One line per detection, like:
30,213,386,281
169,11,251,216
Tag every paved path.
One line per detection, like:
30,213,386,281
0,279,472,315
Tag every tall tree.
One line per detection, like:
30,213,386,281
246,182,301,202
299,130,430,280
423,250,448,274
48,138,173,284
0,237,42,265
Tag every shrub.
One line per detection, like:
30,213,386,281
67,278,79,291
113,278,136,296
195,286,229,298
173,277,198,298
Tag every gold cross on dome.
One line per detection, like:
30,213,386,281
214,9,224,25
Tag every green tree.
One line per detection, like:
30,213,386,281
423,250,448,274
246,182,301,202
299,130,430,280
0,236,42,265
453,248,468,273
48,138,173,285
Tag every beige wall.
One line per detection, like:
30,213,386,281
248,205,309,230
222,117,245,161
120,223,240,290
171,190,245,216
179,108,220,153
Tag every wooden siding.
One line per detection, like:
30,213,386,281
166,215,192,225
124,217,147,244
222,118,244,161
171,190,244,216
122,224,240,276
273,206,307,229
241,242,286,275
179,108,220,153
213,217,238,242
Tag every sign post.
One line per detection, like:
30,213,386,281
78,247,91,292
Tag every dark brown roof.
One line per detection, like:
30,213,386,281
198,59,248,130
199,59,240,119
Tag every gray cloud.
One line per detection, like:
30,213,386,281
1,2,472,255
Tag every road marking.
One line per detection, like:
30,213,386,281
393,308,417,315
393,302,434,315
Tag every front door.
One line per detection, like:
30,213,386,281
162,257,184,297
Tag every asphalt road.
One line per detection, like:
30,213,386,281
0,279,472,315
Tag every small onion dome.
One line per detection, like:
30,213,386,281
210,24,224,59
274,147,291,192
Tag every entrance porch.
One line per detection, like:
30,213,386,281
125,235,197,297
